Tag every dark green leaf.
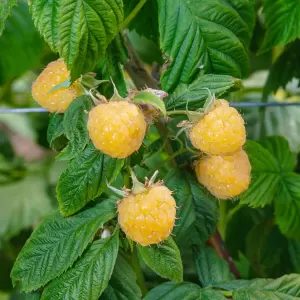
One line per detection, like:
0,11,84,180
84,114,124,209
97,34,128,97
225,0,255,46
263,41,300,98
0,2,44,84
259,0,300,54
158,0,250,92
240,140,280,207
164,170,219,245
58,96,92,160
200,289,227,300
166,74,242,110
11,198,117,292
29,0,60,51
144,282,201,300
275,173,300,239
0,0,17,35
259,136,296,172
0,128,14,160
47,113,66,151
57,143,124,216
59,0,123,80
289,240,300,273
245,220,288,278
41,232,119,300
100,252,142,300
193,246,233,287
124,0,159,42
137,237,183,283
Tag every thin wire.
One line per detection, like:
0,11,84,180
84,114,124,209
0,108,48,114
0,102,300,114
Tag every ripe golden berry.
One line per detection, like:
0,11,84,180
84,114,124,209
88,101,147,158
195,150,251,199
32,60,80,113
189,100,246,155
118,185,176,246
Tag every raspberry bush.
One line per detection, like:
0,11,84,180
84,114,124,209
1,0,300,299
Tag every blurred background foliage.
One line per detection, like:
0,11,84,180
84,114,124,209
1,0,300,298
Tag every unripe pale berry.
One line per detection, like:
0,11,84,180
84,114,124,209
195,150,251,199
32,60,80,113
118,185,176,246
88,101,147,158
190,100,246,155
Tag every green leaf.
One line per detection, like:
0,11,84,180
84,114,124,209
0,2,44,84
263,41,300,98
132,92,167,116
97,33,128,98
234,274,300,299
47,113,66,151
11,198,117,292
200,289,227,300
124,0,159,42
0,173,53,242
41,231,119,300
158,0,250,92
144,282,201,300
193,246,234,287
59,0,123,80
260,136,296,172
29,0,60,51
57,143,124,216
240,140,281,207
0,0,17,35
289,240,300,273
275,173,300,239
259,0,300,54
164,170,219,245
57,96,92,160
166,74,242,110
100,252,142,300
227,0,255,45
214,274,300,299
137,237,183,283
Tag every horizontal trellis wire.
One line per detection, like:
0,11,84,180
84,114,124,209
0,102,300,114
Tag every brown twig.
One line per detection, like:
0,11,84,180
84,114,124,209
124,35,159,89
207,230,240,279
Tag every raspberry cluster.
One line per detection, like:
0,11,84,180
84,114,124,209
190,99,251,199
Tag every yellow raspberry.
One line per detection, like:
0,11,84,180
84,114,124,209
87,101,147,158
189,100,246,155
195,150,251,199
118,185,176,246
32,59,80,113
